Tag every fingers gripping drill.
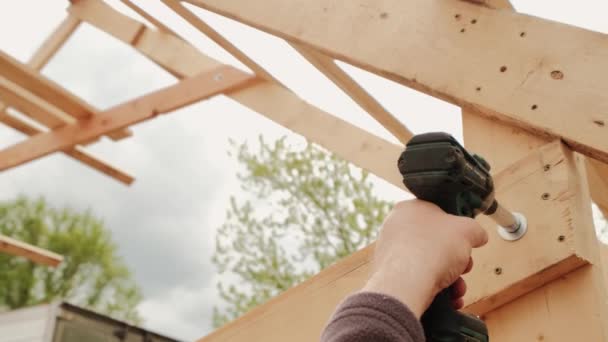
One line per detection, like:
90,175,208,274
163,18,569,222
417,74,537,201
397,132,528,342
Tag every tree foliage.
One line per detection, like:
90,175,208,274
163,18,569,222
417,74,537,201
0,197,142,323
212,136,392,327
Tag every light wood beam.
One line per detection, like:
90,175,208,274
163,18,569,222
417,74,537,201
0,109,134,185
0,235,63,267
184,0,608,164
70,0,404,188
118,0,180,37
0,65,257,171
0,49,132,140
0,76,76,128
29,15,80,70
160,0,283,85
0,14,133,183
291,43,412,144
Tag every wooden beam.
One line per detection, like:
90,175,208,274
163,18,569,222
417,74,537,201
0,76,76,128
0,109,134,185
160,0,283,85
0,14,134,183
291,43,413,144
0,50,132,140
73,0,408,189
0,65,257,171
184,0,608,164
118,0,180,37
0,235,63,267
29,15,80,70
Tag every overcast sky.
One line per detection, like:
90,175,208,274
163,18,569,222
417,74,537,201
1,1,607,341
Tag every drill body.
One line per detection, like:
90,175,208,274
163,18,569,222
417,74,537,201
397,132,493,342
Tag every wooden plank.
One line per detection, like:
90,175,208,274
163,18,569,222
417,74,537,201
0,50,131,140
29,16,80,70
185,0,608,164
0,235,63,267
482,150,608,341
119,0,180,36
197,142,589,341
0,109,134,185
160,0,282,85
70,0,404,187
0,76,76,128
68,0,219,78
291,43,412,144
0,65,257,171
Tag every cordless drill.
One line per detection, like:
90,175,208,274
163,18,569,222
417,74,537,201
397,132,526,342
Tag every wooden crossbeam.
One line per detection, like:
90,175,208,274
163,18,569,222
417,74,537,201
0,235,63,267
0,65,257,171
184,0,608,165
291,43,412,144
160,0,283,85
71,0,404,189
0,50,132,140
0,109,134,184
0,76,76,128
0,14,133,183
118,0,180,36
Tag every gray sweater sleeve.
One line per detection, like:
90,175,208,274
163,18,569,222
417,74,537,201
320,292,425,342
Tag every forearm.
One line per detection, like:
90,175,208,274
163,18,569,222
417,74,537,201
320,292,425,342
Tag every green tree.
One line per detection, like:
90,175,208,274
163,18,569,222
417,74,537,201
0,197,142,323
212,136,392,327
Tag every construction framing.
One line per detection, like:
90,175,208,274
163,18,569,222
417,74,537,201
0,0,607,340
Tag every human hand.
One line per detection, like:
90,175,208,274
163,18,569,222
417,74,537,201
362,199,488,318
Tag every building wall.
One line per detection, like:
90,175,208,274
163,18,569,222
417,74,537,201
0,304,54,342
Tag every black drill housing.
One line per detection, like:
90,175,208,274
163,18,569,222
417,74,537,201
397,132,492,342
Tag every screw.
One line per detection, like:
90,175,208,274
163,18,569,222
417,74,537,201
500,66,508,73
541,193,550,200
494,267,503,275
531,104,538,110
214,73,224,81
558,235,566,242
543,164,551,171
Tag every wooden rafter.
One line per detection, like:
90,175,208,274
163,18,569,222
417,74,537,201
183,0,608,165
0,50,132,141
0,65,257,170
0,109,134,184
0,235,63,267
0,14,133,184
291,44,413,144
70,0,404,189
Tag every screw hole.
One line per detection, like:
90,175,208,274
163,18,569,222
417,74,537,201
551,70,564,80
541,193,550,200
476,86,482,92
531,104,538,110
500,66,507,73
593,120,605,127
460,28,466,33
543,164,551,171
558,235,566,242
471,19,477,24
520,32,526,37
380,12,388,19
455,14,461,19
494,267,503,275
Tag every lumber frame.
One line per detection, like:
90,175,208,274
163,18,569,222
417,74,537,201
0,14,133,184
0,50,132,140
0,235,63,267
0,65,257,170
184,0,608,165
